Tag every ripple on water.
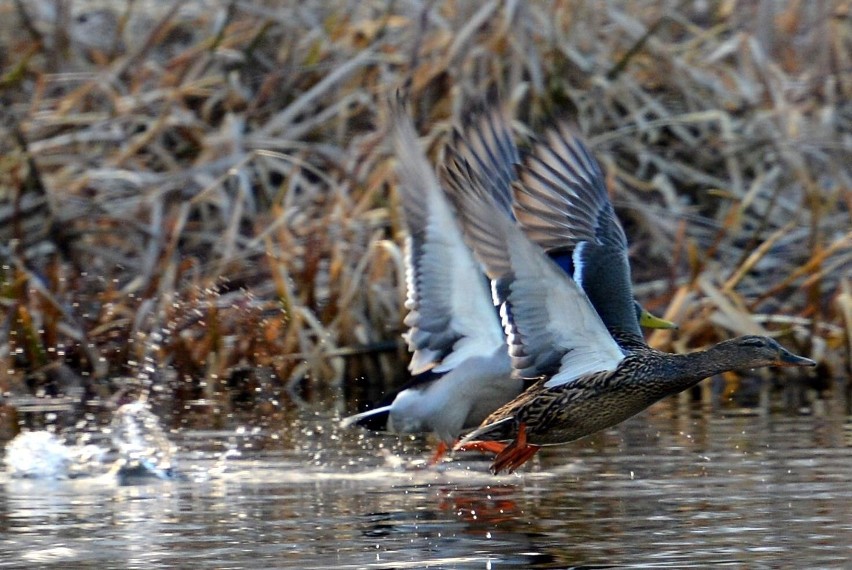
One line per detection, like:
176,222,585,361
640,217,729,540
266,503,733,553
1,409,851,567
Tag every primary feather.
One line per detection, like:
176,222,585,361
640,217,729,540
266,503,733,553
444,146,625,387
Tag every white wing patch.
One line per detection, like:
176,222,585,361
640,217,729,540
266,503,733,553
572,242,587,291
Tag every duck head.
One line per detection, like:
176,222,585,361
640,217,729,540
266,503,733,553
716,335,816,369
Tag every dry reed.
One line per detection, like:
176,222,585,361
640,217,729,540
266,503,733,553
0,0,849,435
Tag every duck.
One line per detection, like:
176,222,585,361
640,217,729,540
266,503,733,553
448,121,816,475
342,102,670,461
441,106,676,345
340,101,521,462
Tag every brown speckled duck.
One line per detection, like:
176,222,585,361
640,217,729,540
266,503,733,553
449,122,816,474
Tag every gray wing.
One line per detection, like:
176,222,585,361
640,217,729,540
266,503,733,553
443,104,519,217
514,124,642,340
514,123,628,250
444,147,624,387
390,100,505,375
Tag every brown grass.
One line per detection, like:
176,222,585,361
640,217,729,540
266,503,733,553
1,0,849,433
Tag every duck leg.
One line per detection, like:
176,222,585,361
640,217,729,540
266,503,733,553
453,440,509,455
490,423,541,475
428,441,449,465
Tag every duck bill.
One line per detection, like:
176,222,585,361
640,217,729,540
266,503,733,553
777,350,816,367
639,310,678,330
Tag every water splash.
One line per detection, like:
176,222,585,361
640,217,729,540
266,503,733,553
4,431,106,480
4,401,179,483
105,401,179,483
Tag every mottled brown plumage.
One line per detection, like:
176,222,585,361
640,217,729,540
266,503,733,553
458,336,814,473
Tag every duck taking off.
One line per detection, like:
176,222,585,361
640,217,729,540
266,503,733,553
448,121,815,474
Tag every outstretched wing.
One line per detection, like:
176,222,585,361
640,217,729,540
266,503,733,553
444,143,624,388
443,104,519,217
515,125,642,340
389,99,505,375
514,124,627,251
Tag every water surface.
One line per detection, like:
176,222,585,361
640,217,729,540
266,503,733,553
2,404,851,568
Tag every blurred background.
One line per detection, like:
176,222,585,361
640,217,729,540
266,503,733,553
1,0,849,438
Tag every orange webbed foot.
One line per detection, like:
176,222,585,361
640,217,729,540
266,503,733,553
428,441,449,465
453,440,509,455
490,423,541,475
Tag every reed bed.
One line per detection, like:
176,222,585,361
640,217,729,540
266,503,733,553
0,0,849,433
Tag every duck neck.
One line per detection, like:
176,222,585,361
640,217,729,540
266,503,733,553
655,342,743,393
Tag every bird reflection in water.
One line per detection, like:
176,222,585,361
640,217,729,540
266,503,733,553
436,484,523,526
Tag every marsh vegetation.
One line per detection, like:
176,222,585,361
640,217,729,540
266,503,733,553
1,1,850,436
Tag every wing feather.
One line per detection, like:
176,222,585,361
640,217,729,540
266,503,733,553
443,104,519,216
444,146,624,386
514,124,642,341
389,100,505,375
515,124,628,251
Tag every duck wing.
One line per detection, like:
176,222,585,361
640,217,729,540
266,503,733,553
443,104,519,217
514,124,642,340
444,145,625,388
389,99,506,375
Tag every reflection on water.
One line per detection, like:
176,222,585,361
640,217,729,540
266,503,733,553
2,405,852,568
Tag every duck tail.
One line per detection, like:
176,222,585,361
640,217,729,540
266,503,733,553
454,416,514,449
339,405,392,431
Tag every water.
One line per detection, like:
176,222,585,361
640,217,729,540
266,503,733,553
2,404,851,568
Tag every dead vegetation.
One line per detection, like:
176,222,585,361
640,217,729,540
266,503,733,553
0,0,849,432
